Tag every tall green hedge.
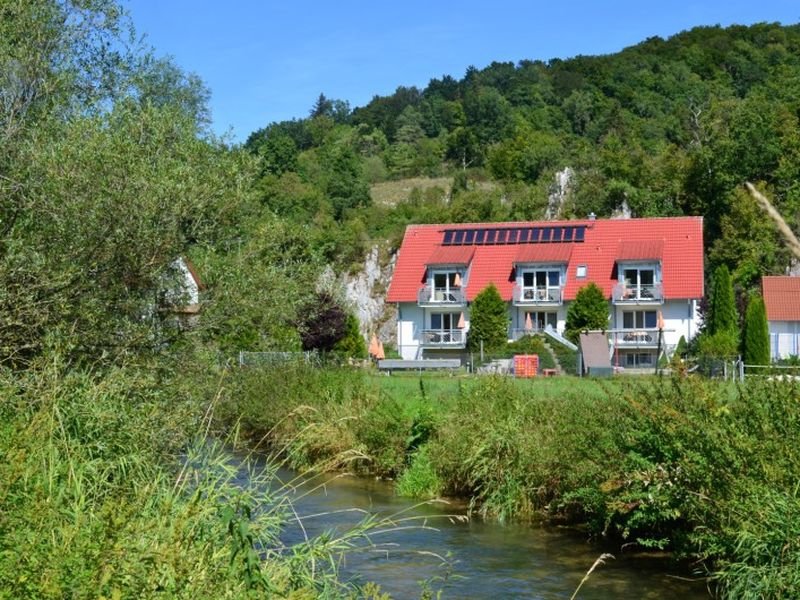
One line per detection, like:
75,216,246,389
743,296,770,365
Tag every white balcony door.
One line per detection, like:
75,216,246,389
521,269,560,299
525,311,557,330
432,271,460,301
623,267,656,297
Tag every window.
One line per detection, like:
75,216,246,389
625,352,655,368
520,268,562,302
525,311,557,330
576,265,587,278
430,312,459,331
430,270,462,302
623,310,657,329
621,266,658,299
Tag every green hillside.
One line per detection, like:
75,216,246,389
246,22,800,289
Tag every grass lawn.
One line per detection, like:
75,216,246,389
369,371,634,409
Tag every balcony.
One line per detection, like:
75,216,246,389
612,283,664,304
612,329,661,348
420,329,466,348
417,285,466,307
512,285,562,306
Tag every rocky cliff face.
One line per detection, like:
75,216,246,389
545,167,573,220
321,245,397,345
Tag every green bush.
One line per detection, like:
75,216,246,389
565,283,609,343
468,283,509,352
495,335,556,370
396,445,442,498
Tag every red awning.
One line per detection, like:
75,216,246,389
617,240,663,261
514,243,573,264
426,246,475,266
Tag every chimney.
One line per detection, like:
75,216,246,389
588,212,596,221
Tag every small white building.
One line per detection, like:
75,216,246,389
386,217,705,368
762,276,800,360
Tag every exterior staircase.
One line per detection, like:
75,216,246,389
539,338,562,374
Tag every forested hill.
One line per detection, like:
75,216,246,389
245,22,800,291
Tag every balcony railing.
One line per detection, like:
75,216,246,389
613,329,660,347
421,329,466,347
612,283,664,303
512,285,562,306
510,327,547,341
417,285,466,306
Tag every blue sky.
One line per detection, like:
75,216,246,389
127,1,799,141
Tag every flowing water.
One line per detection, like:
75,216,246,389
238,461,711,599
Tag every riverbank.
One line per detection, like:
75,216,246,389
220,364,800,599
0,361,387,599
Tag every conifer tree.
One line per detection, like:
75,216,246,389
565,283,609,343
707,265,738,337
468,283,508,351
742,296,770,365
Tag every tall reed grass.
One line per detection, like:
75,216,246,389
222,363,800,599
0,359,424,599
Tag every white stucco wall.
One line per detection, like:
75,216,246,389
611,299,699,348
768,320,800,359
396,303,472,360
396,298,701,361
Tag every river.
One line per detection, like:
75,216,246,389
237,460,711,599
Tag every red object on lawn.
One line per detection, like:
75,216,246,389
514,354,539,378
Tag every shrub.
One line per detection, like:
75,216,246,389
396,445,442,498
333,313,367,358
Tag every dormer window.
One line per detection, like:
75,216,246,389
521,268,561,301
512,263,565,305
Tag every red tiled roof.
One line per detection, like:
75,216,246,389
426,246,475,266
617,240,664,261
386,217,704,302
762,276,800,321
514,243,573,264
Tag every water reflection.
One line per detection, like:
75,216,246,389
239,459,710,599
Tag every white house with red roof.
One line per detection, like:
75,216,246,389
386,216,705,368
762,276,800,360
